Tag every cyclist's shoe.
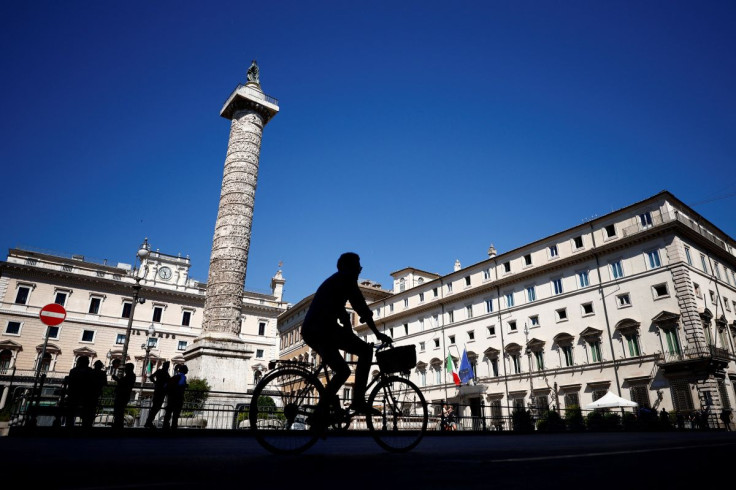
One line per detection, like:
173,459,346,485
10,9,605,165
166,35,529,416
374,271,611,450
348,402,382,417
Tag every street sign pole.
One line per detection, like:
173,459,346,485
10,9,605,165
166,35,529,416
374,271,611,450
28,304,67,426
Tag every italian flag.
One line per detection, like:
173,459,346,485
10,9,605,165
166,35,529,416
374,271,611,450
446,353,461,386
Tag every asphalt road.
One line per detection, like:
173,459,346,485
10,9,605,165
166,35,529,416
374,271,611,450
2,429,734,489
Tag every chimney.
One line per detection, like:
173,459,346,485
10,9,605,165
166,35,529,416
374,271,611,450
488,243,497,258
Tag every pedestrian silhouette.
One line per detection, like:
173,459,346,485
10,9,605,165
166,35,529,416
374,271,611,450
111,363,136,429
85,360,108,428
162,364,188,430
144,361,170,428
64,356,94,428
300,252,392,426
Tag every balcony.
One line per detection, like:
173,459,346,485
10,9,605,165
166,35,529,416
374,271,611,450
657,345,733,375
621,209,731,253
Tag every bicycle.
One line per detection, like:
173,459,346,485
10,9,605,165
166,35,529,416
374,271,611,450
249,343,428,454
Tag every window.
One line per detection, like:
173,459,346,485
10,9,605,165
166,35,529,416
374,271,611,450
684,246,692,265
146,337,158,349
447,283,453,294
652,283,669,299
404,298,409,308
419,341,425,351
701,254,708,273
625,334,641,357
152,306,163,323
466,305,473,319
552,278,563,295
448,311,454,323
715,263,722,280
556,308,568,321
611,260,624,279
630,385,651,409
509,320,517,331
524,254,532,266
419,318,425,330
578,271,589,288
54,291,68,306
390,303,394,312
534,351,544,370
14,285,31,305
116,334,125,345
604,224,616,238
505,292,514,307
467,330,475,341
725,298,731,312
449,335,456,344
639,212,652,228
617,293,631,307
511,353,521,374
664,329,681,355
526,286,536,302
483,269,491,280
503,262,511,273
121,302,132,319
182,311,192,327
647,250,661,269
433,288,438,298
710,290,716,305
694,283,701,298
549,245,558,258
491,359,499,377
419,369,426,387
562,346,574,367
487,325,496,336
573,236,584,249
590,341,602,362
581,302,594,315
46,326,60,340
399,278,405,292
256,349,264,358
5,321,21,335
433,338,440,348
419,292,425,302
403,323,409,335
564,392,580,408
485,299,493,313
258,321,266,335
465,276,471,287
81,330,95,342
88,297,102,314
529,315,539,326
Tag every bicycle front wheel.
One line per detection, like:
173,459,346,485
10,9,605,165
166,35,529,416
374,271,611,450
366,375,428,452
249,368,324,455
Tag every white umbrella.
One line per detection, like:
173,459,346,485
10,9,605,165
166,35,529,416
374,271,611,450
583,391,638,409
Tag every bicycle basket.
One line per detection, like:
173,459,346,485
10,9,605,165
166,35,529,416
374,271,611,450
376,345,417,373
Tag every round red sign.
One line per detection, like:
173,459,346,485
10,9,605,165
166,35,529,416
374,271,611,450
39,303,67,326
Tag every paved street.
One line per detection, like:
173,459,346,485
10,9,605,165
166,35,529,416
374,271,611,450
2,429,734,489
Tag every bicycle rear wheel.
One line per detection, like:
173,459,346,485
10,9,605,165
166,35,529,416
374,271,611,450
249,368,324,455
366,375,428,452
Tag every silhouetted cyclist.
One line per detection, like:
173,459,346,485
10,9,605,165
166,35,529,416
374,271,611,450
301,252,392,424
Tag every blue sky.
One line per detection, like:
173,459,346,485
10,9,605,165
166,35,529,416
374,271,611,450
2,1,735,304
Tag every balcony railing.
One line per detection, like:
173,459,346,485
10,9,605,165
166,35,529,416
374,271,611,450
621,210,731,253
659,344,734,364
227,84,279,106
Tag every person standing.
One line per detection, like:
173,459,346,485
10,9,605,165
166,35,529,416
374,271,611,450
64,356,94,428
162,365,188,430
86,360,108,428
112,363,136,429
144,361,171,429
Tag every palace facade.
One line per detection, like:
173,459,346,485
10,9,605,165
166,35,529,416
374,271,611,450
278,191,736,428
0,243,287,410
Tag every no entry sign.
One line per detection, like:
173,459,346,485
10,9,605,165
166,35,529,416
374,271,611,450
39,303,67,326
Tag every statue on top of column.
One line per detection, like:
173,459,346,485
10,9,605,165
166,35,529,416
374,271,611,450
247,60,260,84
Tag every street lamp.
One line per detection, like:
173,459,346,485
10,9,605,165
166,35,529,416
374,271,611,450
118,238,151,375
141,324,156,383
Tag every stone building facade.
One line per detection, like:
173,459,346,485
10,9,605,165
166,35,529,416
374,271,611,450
278,191,736,429
0,243,286,411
